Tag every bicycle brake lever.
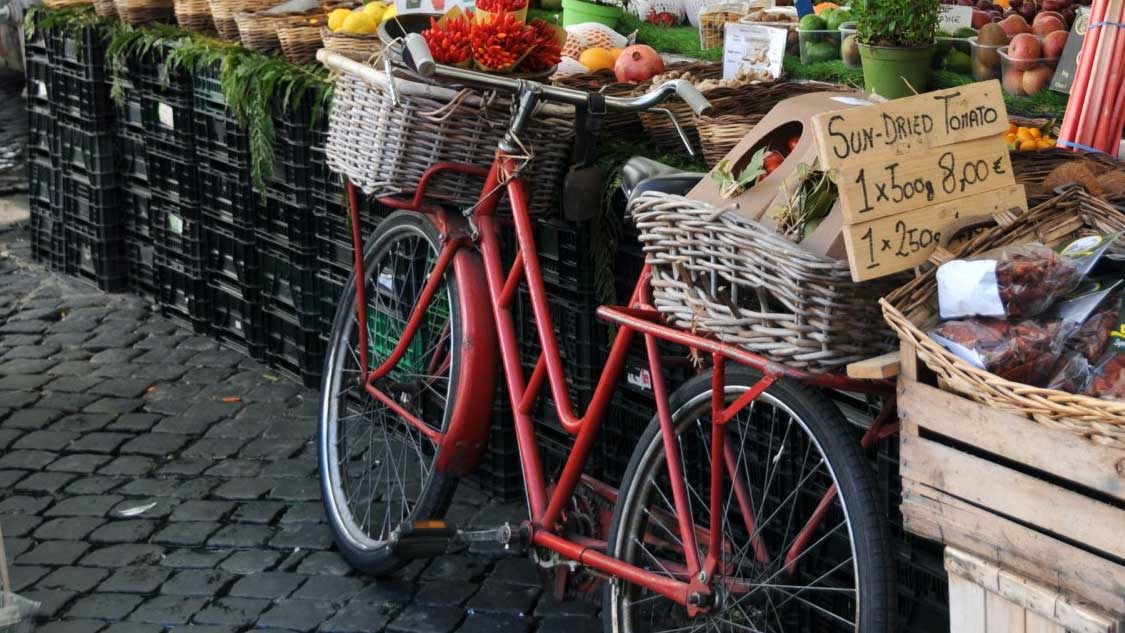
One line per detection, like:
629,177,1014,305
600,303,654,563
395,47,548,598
653,107,695,158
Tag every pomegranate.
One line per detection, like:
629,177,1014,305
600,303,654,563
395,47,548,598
614,45,665,83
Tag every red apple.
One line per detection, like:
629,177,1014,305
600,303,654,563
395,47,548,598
999,14,1031,37
1034,10,1066,23
1022,65,1053,95
1009,32,1043,58
972,8,992,28
1043,29,1068,58
1003,67,1026,95
1032,14,1065,35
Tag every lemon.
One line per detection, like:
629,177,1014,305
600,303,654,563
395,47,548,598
363,1,385,19
327,7,352,31
578,47,615,72
341,10,378,34
380,3,396,22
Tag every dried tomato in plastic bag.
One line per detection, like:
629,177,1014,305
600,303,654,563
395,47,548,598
931,318,1062,385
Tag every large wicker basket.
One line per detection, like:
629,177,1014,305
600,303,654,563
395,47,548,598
42,0,92,9
551,69,644,136
93,0,118,18
174,0,215,31
235,10,317,52
1009,147,1125,206
325,68,575,216
882,187,1125,448
632,192,899,370
209,0,279,40
278,24,323,64
639,78,848,155
696,112,764,167
114,0,175,24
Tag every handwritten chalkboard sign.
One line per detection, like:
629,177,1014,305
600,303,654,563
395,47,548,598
811,80,1027,281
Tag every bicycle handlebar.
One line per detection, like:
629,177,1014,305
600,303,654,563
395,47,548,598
399,33,712,116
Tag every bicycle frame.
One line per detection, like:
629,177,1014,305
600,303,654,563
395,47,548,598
343,151,898,609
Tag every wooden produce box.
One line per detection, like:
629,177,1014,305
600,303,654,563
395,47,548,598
945,547,1123,633
896,376,1125,625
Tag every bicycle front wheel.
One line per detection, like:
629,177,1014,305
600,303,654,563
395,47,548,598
604,367,895,633
319,211,463,575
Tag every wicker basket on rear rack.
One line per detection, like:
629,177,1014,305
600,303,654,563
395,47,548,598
639,78,849,155
631,192,899,371
325,64,575,216
882,187,1125,448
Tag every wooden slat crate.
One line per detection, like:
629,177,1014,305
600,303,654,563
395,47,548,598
897,377,1125,622
945,548,1122,633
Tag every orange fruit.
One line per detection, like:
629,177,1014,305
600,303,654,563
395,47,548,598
609,47,623,60
578,47,616,72
1019,140,1037,151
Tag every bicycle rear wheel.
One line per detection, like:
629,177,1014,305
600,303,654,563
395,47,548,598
604,367,895,633
319,211,463,575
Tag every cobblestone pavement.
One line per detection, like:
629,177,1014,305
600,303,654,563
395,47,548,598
0,226,601,633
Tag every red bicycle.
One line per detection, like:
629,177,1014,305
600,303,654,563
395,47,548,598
317,36,898,633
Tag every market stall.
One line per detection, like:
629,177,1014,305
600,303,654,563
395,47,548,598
15,0,1125,628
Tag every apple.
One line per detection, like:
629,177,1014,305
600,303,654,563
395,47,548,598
1035,10,1066,22
999,14,1031,37
1022,65,1053,94
1041,0,1064,10
1009,32,1043,58
1003,67,1026,95
972,8,993,27
1043,30,1068,58
1032,14,1065,34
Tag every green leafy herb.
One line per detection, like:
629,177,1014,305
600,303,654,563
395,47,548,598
850,0,939,49
711,148,767,199
772,161,835,243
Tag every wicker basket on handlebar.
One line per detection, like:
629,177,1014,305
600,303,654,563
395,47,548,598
882,187,1125,448
325,69,574,216
631,192,899,371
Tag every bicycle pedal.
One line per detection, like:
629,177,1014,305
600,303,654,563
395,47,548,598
389,520,459,559
455,523,515,545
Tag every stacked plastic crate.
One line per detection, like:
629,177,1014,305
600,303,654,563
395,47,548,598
117,54,153,299
47,24,127,292
192,60,265,358
25,17,62,271
132,46,208,332
257,102,323,387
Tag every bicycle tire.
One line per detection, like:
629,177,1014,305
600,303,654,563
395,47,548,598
603,366,896,633
318,211,463,575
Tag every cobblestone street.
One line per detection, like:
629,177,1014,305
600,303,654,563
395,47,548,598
0,224,599,633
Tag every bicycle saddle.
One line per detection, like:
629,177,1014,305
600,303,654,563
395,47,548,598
620,156,704,203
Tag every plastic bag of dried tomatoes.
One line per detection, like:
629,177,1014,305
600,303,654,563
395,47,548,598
936,234,1121,320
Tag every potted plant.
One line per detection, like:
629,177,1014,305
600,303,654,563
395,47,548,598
562,0,624,28
851,0,939,99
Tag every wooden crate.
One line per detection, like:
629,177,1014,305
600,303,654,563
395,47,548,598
897,377,1125,621
946,547,1123,633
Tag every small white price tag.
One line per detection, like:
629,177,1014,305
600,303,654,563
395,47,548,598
157,103,175,129
722,23,787,80
168,213,184,236
938,5,973,31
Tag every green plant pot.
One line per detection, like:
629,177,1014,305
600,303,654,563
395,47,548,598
562,0,622,28
858,43,935,100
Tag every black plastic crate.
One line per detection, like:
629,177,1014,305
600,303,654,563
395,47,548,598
209,283,266,361
516,288,609,391
27,106,54,157
259,245,319,322
155,253,210,333
50,67,114,121
146,146,199,206
615,337,695,400
116,79,145,135
533,396,604,478
126,233,156,299
121,184,153,239
204,223,259,295
24,53,51,108
64,223,128,292
264,307,324,388
130,45,192,95
198,166,257,228
29,200,65,271
192,59,225,107
316,269,348,339
118,130,148,184
61,175,124,227
25,15,49,57
266,176,312,209
55,121,118,187
193,98,251,168
473,384,525,502
604,390,655,482
47,25,108,81
152,198,205,274
27,157,60,209
258,195,317,253
141,90,195,148
498,217,600,298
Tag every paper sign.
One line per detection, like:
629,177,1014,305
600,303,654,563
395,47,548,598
938,5,973,31
397,0,473,14
1050,6,1090,94
722,23,787,80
